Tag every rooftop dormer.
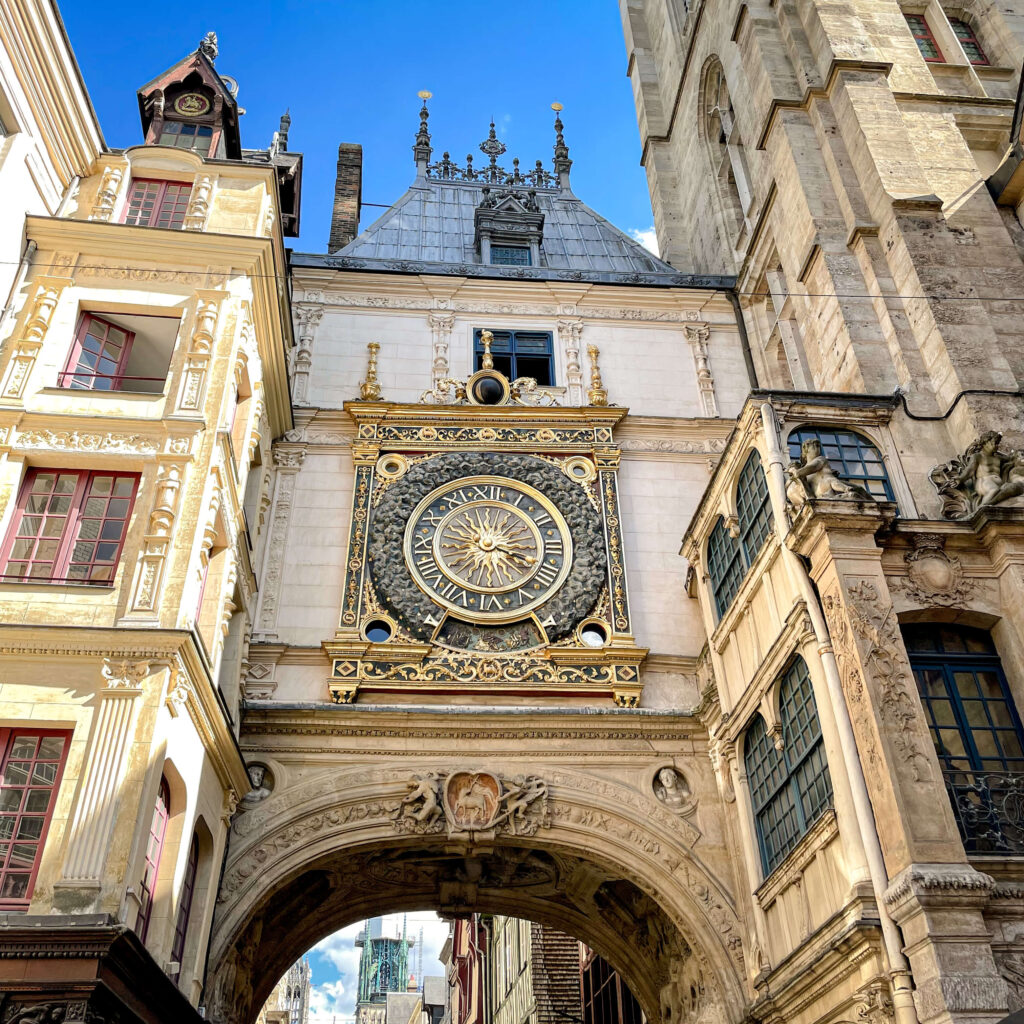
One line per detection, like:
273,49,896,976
137,32,241,160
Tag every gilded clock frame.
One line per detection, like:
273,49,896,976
323,400,646,707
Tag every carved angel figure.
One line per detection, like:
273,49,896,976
930,431,1024,518
396,774,442,826
786,437,874,507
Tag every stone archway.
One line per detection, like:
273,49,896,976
207,738,750,1024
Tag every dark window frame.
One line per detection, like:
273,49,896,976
787,425,895,501
491,245,532,266
472,328,555,386
170,832,199,977
745,657,834,874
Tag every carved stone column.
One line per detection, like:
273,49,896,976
183,175,213,230
177,293,223,413
557,318,584,404
56,659,149,909
292,303,324,403
428,311,455,384
87,165,124,222
252,447,305,641
685,324,718,417
337,440,378,630
595,446,632,640
1,278,66,399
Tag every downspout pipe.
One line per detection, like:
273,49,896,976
759,402,918,1024
0,238,36,336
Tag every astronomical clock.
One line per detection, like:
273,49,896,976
323,337,646,705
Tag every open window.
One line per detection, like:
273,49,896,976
473,329,554,386
59,312,178,394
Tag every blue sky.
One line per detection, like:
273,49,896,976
57,2,653,1014
60,0,657,254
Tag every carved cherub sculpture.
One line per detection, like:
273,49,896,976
930,431,1024,518
397,774,442,826
786,438,874,507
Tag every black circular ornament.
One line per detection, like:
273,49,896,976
368,452,607,643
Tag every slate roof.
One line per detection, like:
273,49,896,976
291,115,733,289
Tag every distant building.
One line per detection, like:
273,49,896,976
256,958,312,1024
355,918,415,1024
579,944,645,1024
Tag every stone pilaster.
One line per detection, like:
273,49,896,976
428,311,455,384
56,659,149,907
252,446,305,641
685,323,718,417
292,303,324,403
557,318,584,404
183,175,213,230
177,293,222,413
2,278,66,400
87,164,124,222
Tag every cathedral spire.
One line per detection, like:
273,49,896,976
413,91,433,181
551,102,572,193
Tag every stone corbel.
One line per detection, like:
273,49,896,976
1,279,66,399
684,323,717,417
183,175,214,231
427,311,455,384
88,165,124,222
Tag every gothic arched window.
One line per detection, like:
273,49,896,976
737,450,774,563
787,426,894,501
703,60,752,238
904,624,1024,852
745,657,833,874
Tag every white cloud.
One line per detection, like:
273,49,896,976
629,226,660,257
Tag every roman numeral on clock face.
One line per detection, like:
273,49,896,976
534,561,560,587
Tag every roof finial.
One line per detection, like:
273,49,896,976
413,91,433,180
479,121,506,184
270,109,290,156
199,31,218,63
551,102,572,193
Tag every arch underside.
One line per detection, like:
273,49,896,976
207,767,748,1024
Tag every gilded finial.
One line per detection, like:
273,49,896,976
551,102,572,191
587,344,608,406
413,91,433,170
479,330,495,370
359,342,383,401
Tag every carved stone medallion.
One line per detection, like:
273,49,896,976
369,452,606,642
897,534,976,607
444,771,501,829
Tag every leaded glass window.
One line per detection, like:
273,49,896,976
906,13,944,61
737,451,774,564
949,18,989,64
707,517,744,619
787,426,895,501
158,121,214,154
745,657,833,874
491,245,531,266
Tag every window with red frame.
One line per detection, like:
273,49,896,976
122,179,192,230
949,17,990,64
0,730,71,910
170,833,199,976
59,314,134,391
0,469,139,584
137,777,170,943
906,14,944,60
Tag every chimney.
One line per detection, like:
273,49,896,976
329,142,362,252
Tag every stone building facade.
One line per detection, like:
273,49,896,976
7,2,1024,1024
